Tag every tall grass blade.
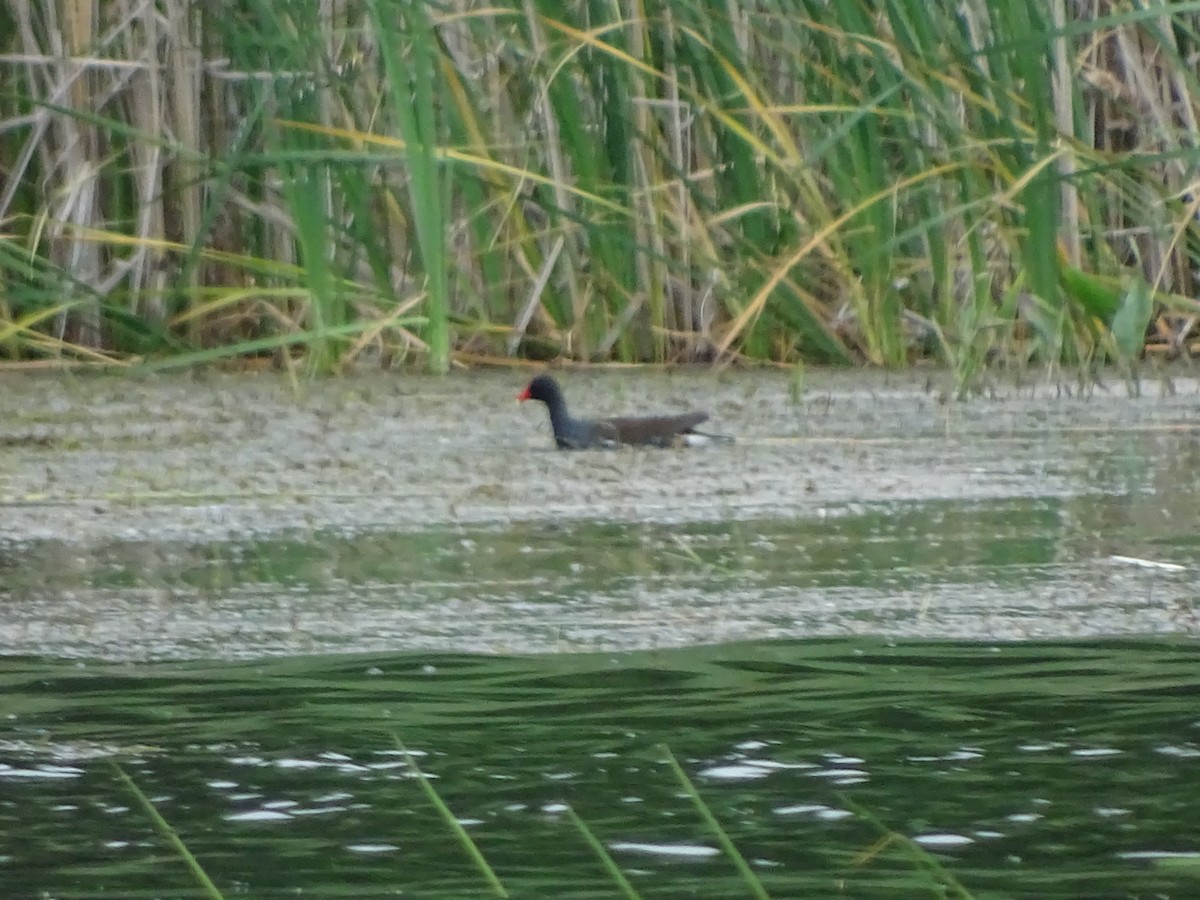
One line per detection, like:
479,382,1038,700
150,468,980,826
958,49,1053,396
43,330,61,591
563,804,643,900
368,0,451,373
110,760,227,900
1110,275,1153,361
656,742,770,899
393,736,509,898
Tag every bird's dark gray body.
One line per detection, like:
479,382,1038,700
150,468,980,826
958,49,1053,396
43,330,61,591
518,375,716,450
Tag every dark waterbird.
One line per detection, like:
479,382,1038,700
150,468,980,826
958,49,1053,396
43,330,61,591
518,374,728,449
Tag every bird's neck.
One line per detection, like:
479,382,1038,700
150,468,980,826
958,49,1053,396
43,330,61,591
546,399,573,433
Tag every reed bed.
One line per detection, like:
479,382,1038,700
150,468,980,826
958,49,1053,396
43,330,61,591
2,0,1199,374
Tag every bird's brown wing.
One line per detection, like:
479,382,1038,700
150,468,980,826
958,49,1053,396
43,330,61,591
601,412,709,447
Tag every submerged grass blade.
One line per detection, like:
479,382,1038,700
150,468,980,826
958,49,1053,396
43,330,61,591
656,743,770,899
110,760,226,900
393,736,509,898
563,803,643,900
844,796,976,900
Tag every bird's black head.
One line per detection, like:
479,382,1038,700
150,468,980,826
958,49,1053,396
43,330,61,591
518,374,564,406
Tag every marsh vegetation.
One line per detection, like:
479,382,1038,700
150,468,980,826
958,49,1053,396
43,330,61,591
2,1,1199,377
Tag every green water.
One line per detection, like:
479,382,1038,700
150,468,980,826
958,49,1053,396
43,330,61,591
2,641,1199,898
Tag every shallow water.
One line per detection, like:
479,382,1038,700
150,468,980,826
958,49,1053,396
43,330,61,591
2,498,1198,661
2,368,1197,544
1,370,1199,896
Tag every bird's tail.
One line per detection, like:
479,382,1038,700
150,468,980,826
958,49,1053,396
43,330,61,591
681,430,735,446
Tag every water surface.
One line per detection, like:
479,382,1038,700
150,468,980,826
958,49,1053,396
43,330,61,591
3,641,1199,898
1,370,1199,897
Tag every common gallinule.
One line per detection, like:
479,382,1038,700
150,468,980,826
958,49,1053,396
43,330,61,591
518,374,724,449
